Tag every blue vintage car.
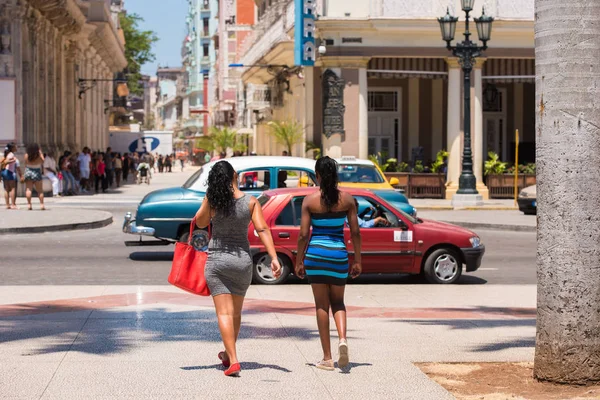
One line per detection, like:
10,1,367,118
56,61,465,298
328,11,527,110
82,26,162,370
123,156,318,244
123,156,417,245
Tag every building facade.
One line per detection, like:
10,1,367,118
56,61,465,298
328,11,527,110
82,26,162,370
155,67,185,131
212,0,255,130
180,0,218,135
0,0,127,153
238,0,534,198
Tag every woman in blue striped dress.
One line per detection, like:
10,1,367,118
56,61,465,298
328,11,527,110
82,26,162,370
296,156,362,371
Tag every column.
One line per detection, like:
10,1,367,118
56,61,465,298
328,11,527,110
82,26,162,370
408,77,420,157
358,67,368,159
431,79,444,157
445,58,462,199
473,58,489,199
304,66,315,158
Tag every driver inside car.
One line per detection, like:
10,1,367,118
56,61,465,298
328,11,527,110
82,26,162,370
349,199,390,228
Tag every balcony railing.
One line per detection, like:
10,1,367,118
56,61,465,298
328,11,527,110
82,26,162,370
374,0,533,20
246,84,271,110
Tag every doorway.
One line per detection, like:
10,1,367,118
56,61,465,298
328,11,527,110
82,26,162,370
483,87,507,160
367,88,402,162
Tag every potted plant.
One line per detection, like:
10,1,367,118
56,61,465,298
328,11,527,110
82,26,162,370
485,152,537,198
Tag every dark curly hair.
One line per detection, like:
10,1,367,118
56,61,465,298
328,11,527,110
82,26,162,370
316,156,340,211
26,143,41,163
206,160,236,216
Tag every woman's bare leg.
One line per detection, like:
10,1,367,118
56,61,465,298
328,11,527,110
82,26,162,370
329,285,347,341
9,182,17,208
34,181,45,209
213,294,239,365
25,181,33,209
311,283,332,360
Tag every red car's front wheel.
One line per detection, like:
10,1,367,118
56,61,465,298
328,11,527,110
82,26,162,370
252,253,291,285
423,248,463,284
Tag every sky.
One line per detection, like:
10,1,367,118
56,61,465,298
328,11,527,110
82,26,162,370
124,0,188,76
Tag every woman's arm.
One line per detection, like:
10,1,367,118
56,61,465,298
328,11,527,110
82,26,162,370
295,196,312,279
345,193,362,278
194,197,212,229
250,197,281,277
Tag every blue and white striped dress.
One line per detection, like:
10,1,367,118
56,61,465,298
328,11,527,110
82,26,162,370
304,211,349,286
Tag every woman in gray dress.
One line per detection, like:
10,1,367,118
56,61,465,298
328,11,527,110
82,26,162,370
193,160,282,377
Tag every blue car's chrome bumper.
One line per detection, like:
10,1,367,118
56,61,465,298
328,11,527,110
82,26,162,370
123,212,155,236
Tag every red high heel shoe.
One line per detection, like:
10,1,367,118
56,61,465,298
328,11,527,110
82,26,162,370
224,363,241,377
218,351,230,368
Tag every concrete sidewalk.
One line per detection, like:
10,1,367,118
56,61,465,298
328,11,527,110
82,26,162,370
0,208,112,234
411,198,519,211
0,284,536,399
418,210,536,232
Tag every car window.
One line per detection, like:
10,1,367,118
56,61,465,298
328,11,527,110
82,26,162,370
276,169,317,188
338,164,385,183
238,169,271,191
354,196,401,228
374,191,417,223
182,167,205,190
275,196,304,226
257,193,271,207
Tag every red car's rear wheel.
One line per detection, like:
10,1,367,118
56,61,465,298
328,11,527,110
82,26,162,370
252,253,291,285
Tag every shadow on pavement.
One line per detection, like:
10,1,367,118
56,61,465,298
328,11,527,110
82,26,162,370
129,251,174,261
181,362,292,373
0,308,321,356
472,338,535,352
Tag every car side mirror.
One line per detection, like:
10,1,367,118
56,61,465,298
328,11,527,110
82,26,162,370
298,176,309,187
389,177,399,186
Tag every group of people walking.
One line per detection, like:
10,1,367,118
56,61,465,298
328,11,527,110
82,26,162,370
1,143,176,210
194,156,362,376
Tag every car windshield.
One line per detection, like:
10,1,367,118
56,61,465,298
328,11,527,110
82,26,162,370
375,191,418,224
182,166,211,192
338,164,385,183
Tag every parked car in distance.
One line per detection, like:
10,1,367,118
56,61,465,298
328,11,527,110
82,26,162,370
371,189,417,217
518,185,536,215
123,156,317,244
335,156,400,190
248,187,485,285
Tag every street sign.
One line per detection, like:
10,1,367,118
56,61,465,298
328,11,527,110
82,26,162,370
322,69,345,139
294,0,316,66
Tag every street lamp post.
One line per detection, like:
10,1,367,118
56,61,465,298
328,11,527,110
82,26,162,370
438,1,493,197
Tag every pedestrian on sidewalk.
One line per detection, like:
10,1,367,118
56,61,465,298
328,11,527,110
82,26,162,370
157,155,164,173
95,154,108,194
105,147,114,188
122,153,130,183
2,143,21,209
43,151,61,197
22,143,46,210
193,160,282,377
295,156,362,371
59,151,77,196
164,155,172,172
77,147,91,193
114,153,122,187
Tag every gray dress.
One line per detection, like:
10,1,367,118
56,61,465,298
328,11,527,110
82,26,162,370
205,194,253,297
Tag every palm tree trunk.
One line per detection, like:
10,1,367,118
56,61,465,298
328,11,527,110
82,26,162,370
534,0,600,384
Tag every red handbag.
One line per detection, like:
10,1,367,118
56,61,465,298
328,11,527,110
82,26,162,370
168,218,211,296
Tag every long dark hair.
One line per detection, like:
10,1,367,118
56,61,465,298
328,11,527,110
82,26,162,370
316,156,340,210
26,143,41,162
4,143,15,158
206,160,236,215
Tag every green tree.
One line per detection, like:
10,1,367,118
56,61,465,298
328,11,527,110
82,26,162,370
267,119,304,156
195,127,238,154
119,12,158,96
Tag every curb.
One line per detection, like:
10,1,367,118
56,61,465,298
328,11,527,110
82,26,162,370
440,220,536,232
0,215,113,235
416,206,519,211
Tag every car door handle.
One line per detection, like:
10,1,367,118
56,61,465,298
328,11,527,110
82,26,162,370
279,232,290,238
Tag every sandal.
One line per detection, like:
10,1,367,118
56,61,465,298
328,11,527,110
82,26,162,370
315,359,334,371
338,340,349,368
218,351,231,368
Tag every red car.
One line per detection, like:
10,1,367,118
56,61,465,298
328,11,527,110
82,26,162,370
248,188,485,285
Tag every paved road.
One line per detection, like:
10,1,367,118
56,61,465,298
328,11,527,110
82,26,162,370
1,166,536,286
0,215,535,285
